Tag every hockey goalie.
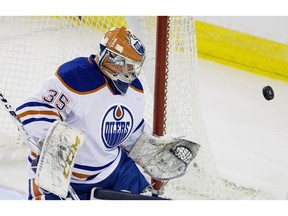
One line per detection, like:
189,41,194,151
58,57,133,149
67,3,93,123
15,26,200,200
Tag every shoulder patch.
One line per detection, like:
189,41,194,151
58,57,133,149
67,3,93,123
56,57,107,94
129,78,144,93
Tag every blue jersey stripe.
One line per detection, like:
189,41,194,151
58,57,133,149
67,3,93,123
22,117,57,125
16,102,55,111
74,158,115,171
133,118,144,133
86,173,100,181
28,156,33,163
74,148,120,171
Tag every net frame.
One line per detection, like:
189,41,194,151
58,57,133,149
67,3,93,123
152,16,169,190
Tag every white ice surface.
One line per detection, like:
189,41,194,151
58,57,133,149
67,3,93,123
198,59,288,200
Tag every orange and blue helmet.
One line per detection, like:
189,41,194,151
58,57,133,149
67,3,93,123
98,26,146,94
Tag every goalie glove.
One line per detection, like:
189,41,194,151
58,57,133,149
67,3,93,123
128,132,200,180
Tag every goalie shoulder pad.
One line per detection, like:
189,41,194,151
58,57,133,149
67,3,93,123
128,132,200,180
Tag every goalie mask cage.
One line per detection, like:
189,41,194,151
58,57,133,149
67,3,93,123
0,16,267,200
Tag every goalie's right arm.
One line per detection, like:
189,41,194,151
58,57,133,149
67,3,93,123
15,76,73,154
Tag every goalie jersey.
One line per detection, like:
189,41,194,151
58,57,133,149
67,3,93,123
16,55,146,185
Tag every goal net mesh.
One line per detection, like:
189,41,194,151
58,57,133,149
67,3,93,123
0,16,269,199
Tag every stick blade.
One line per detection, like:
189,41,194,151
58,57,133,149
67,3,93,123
91,188,170,200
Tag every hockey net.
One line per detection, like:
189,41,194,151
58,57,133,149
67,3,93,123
0,16,270,199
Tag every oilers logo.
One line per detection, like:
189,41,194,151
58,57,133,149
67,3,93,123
101,105,133,149
129,33,145,56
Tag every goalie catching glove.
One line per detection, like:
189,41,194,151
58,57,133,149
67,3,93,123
128,132,200,180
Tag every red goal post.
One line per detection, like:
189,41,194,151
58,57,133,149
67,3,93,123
152,16,169,190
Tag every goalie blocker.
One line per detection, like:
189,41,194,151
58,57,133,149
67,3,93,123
127,132,200,181
36,121,86,198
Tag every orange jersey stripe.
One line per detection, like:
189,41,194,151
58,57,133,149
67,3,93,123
32,179,42,199
18,110,61,119
87,57,93,64
72,171,93,179
30,151,38,158
129,84,144,93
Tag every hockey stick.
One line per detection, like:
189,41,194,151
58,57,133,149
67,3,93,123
0,91,80,200
91,188,170,200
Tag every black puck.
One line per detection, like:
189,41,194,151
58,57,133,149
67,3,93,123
262,86,274,100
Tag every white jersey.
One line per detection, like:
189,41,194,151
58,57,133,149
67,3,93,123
16,55,146,184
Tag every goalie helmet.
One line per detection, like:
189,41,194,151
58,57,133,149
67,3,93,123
98,26,146,94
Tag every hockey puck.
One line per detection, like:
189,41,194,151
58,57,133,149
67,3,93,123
262,86,274,100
